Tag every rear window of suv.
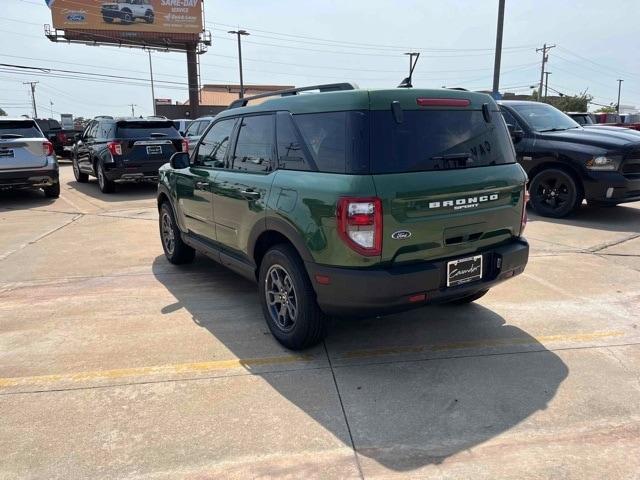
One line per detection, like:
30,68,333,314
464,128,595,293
289,109,514,174
116,121,180,138
0,120,43,138
370,109,516,173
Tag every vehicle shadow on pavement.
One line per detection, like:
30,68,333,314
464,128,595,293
0,189,56,211
528,203,640,234
152,255,569,473
67,179,157,202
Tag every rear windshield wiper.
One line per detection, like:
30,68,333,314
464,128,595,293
0,134,24,139
149,133,168,137
430,153,475,169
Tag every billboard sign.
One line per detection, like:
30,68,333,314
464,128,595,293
47,0,203,35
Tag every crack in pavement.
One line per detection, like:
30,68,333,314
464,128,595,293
0,213,84,262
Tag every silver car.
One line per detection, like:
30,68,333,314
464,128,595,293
0,118,60,198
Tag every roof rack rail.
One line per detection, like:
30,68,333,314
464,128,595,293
228,82,358,109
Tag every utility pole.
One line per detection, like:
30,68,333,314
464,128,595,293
129,104,137,116
23,81,39,118
536,43,555,101
148,50,157,116
616,79,623,113
398,52,420,88
544,72,552,100
228,29,250,98
492,0,506,95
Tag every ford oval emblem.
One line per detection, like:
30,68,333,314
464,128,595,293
391,230,412,240
67,12,86,22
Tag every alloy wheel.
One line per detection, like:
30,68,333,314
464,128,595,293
161,212,175,255
265,264,298,332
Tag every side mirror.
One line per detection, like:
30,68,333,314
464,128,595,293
170,152,190,169
507,124,524,143
74,132,82,141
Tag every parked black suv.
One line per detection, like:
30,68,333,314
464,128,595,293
35,118,76,157
499,101,640,217
72,117,186,193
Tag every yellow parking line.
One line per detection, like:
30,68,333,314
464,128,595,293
0,331,626,390
341,331,625,359
0,354,314,389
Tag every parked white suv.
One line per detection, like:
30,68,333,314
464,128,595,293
101,0,154,25
0,118,59,198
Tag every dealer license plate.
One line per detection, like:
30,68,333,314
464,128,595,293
447,255,483,287
146,145,162,155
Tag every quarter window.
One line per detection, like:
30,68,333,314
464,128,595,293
231,115,274,173
294,112,346,173
276,112,310,171
195,119,236,168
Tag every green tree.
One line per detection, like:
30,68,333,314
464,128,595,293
595,105,617,113
554,93,593,112
0,107,7,116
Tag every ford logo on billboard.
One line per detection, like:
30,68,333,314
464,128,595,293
66,12,86,22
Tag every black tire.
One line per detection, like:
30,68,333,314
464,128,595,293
258,244,327,350
159,202,195,265
43,182,60,198
96,162,116,194
73,157,88,183
448,289,489,305
145,10,154,23
529,168,581,218
121,10,133,24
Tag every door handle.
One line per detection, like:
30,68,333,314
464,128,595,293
195,181,208,191
240,189,261,200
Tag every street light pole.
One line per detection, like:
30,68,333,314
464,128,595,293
400,52,420,88
148,50,157,116
616,79,623,113
228,29,250,99
492,0,506,95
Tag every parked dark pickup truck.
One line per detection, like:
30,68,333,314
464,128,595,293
35,118,78,157
500,101,640,217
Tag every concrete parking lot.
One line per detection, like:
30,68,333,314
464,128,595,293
1,163,640,479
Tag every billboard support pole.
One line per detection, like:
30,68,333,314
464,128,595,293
148,50,157,116
186,46,200,118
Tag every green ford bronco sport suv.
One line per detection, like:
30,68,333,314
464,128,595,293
157,83,529,350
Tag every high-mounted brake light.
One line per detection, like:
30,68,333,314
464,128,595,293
182,138,189,153
42,141,54,156
107,141,122,156
520,189,530,236
336,197,382,256
417,98,471,107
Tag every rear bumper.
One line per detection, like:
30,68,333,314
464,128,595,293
0,166,59,189
306,238,529,316
103,165,162,182
583,171,640,204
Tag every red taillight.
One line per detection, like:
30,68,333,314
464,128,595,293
182,138,189,153
336,197,382,256
520,189,530,235
416,98,471,107
107,141,122,156
57,132,67,143
42,141,54,156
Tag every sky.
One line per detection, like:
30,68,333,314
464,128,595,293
1,0,639,119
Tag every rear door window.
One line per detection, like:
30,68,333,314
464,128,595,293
116,121,180,138
0,121,43,138
370,109,516,173
231,115,274,173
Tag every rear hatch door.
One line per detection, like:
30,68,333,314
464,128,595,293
368,90,527,265
0,120,47,170
116,120,181,169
